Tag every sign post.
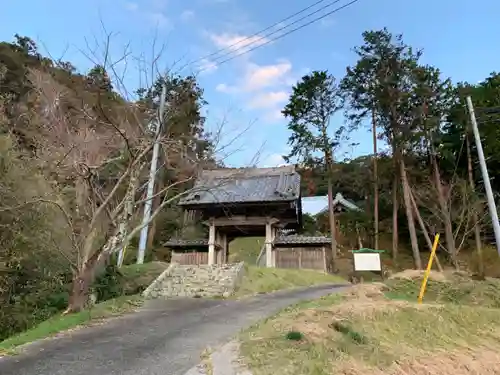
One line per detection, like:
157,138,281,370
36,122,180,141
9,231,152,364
418,233,440,304
351,248,385,283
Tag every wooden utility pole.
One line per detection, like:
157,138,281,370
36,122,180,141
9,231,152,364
372,108,379,250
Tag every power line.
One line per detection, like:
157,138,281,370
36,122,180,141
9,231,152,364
195,0,346,68
189,0,331,66
197,0,360,73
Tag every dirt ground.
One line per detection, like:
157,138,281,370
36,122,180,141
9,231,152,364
240,276,500,375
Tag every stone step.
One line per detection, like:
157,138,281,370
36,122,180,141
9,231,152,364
145,262,245,299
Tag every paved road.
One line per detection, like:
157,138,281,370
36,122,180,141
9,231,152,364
0,284,346,375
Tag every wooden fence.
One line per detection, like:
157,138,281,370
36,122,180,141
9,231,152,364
274,247,327,272
171,251,208,265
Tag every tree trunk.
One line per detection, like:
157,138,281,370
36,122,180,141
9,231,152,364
327,177,337,272
431,153,458,269
66,270,93,313
400,158,422,269
372,108,379,250
117,165,143,267
392,158,399,262
65,250,103,314
68,217,128,313
466,132,484,278
409,188,443,272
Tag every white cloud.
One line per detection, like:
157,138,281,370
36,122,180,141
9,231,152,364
243,61,292,91
206,31,299,124
208,32,269,55
180,9,195,21
247,91,288,109
125,2,138,11
215,83,237,93
214,61,293,95
198,58,217,74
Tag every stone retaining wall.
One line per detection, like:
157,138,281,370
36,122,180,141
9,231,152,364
143,262,245,299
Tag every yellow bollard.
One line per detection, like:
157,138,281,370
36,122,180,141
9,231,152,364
417,233,440,304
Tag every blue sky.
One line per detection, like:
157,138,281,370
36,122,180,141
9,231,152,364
2,0,499,172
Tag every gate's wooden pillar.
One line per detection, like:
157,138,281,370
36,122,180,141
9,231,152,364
272,226,277,267
215,231,228,264
220,232,228,263
208,219,216,265
265,220,275,267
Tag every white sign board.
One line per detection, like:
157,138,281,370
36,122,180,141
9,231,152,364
353,253,382,271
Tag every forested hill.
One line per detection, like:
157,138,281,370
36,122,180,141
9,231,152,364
0,34,215,337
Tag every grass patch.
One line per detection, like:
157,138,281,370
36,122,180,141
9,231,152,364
240,280,500,375
229,237,263,264
384,274,500,307
0,294,144,355
232,265,346,298
120,261,169,294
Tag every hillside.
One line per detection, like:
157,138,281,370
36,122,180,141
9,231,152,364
0,34,212,340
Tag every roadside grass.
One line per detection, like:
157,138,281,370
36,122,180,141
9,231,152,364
384,271,500,307
232,265,347,298
0,261,168,356
0,294,144,355
121,261,169,294
240,276,500,375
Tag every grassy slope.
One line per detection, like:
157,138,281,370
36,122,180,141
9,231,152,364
228,237,347,298
0,262,168,355
233,265,346,298
240,275,500,375
121,261,169,294
229,237,264,264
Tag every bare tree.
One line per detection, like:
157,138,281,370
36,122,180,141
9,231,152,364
412,175,487,269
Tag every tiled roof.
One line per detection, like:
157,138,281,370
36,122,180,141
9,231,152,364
273,235,331,246
178,166,301,206
163,239,209,248
318,193,362,215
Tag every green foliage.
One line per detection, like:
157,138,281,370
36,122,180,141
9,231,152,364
285,330,304,341
93,264,125,302
330,321,368,345
301,213,320,235
87,64,113,92
0,135,74,340
341,28,422,146
282,70,349,165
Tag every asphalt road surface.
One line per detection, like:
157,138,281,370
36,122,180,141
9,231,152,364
0,284,346,375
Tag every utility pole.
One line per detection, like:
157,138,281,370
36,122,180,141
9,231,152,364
372,107,379,250
466,131,484,277
466,96,500,256
136,83,167,264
